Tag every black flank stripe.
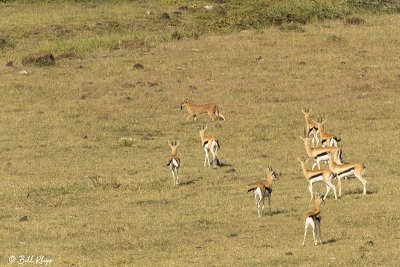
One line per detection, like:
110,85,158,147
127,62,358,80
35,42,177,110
309,173,323,180
203,140,208,147
316,152,328,158
338,168,354,176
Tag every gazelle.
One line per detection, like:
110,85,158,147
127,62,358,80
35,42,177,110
166,140,180,186
313,118,341,147
328,151,367,197
180,99,226,121
302,193,324,246
297,158,337,200
199,125,220,167
302,109,319,146
247,166,279,217
300,136,342,170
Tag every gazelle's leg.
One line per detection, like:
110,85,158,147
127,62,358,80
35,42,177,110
302,219,310,246
175,168,179,185
267,192,271,215
311,221,317,246
309,183,313,200
312,160,317,170
326,181,337,200
337,177,342,197
171,170,176,185
218,113,225,121
355,173,367,195
204,148,209,166
316,220,322,244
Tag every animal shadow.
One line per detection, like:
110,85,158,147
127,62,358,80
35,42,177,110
322,238,339,245
346,188,377,195
180,180,195,186
270,209,286,216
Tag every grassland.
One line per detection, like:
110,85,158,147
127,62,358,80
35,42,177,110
1,1,400,266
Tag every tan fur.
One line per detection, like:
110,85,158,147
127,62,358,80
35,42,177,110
328,151,367,196
302,109,318,143
313,119,340,147
300,136,341,170
181,99,225,121
167,140,180,186
248,166,279,216
304,195,323,219
248,166,278,192
297,158,337,200
199,125,219,151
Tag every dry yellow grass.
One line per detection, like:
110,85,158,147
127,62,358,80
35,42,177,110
1,2,400,266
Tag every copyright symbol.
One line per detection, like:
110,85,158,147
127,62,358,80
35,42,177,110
9,256,16,263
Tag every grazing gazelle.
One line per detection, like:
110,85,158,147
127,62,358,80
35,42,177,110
199,125,220,167
312,118,341,147
300,136,342,170
297,158,337,200
328,151,367,197
180,99,226,121
166,140,180,186
302,193,324,246
247,166,279,217
302,109,319,146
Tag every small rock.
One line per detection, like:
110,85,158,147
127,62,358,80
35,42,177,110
146,81,159,87
256,56,263,62
364,240,374,246
298,61,306,65
6,60,13,67
133,63,144,69
146,10,152,15
160,13,170,19
173,11,182,16
19,216,28,222
178,6,188,11
18,70,28,75
285,252,293,256
188,85,197,91
204,5,214,10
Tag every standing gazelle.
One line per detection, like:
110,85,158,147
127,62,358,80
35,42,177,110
199,125,220,167
180,99,225,121
166,140,180,186
313,118,341,147
302,193,324,246
297,158,337,200
302,109,319,146
328,151,367,197
247,166,279,217
300,136,342,170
